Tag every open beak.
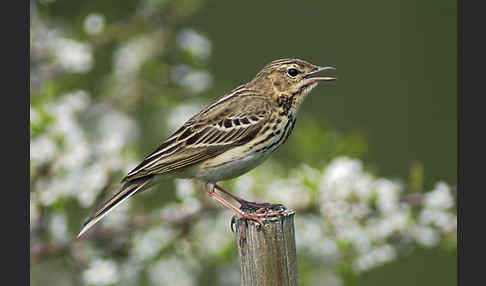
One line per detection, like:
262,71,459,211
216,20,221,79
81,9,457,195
304,66,336,82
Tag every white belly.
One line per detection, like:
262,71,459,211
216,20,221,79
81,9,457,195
177,115,296,183
189,145,270,182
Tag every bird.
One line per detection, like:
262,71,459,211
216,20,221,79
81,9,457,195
78,58,336,237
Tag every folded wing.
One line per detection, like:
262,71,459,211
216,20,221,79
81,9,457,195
122,92,271,182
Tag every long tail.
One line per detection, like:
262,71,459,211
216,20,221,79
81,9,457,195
77,177,153,238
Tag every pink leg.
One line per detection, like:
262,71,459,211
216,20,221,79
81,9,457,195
205,183,264,227
213,184,247,204
208,183,285,244
214,183,284,211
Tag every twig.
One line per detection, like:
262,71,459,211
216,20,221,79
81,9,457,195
30,205,219,264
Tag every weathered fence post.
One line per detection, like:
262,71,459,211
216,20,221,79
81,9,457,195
234,208,298,286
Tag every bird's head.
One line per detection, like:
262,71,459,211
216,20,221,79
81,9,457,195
250,58,336,113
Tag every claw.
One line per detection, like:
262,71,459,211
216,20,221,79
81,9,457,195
239,220,246,247
230,216,236,233
255,207,265,214
241,212,265,227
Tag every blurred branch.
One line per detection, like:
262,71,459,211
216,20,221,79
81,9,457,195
30,204,219,264
88,10,166,48
401,184,457,206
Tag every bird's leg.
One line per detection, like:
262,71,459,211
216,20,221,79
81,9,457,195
205,183,264,227
209,183,285,245
213,184,248,205
213,183,286,212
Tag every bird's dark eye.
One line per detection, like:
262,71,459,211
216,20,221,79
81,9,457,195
287,68,299,77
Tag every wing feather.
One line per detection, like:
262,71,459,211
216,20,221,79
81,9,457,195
122,92,271,182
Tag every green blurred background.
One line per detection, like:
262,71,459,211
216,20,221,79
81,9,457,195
30,0,456,285
186,0,457,190
188,1,457,284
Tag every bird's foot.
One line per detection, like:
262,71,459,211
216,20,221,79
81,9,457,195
231,210,265,246
208,183,285,244
231,204,287,246
239,201,286,214
239,210,266,227
231,202,286,233
213,184,285,213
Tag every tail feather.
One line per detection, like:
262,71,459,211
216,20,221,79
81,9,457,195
77,177,153,238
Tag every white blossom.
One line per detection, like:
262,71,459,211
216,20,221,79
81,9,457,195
46,90,90,147
233,173,255,198
102,199,132,229
53,140,91,170
30,107,41,125
267,178,311,209
192,211,234,257
51,38,93,73
295,215,339,258
171,65,191,83
320,156,363,198
148,256,195,286
423,182,454,210
419,209,456,233
30,198,40,227
84,13,105,35
336,221,371,254
96,110,139,155
175,179,196,200
354,244,396,272
179,70,213,93
132,225,177,261
30,135,57,165
367,211,409,240
166,101,205,132
49,213,69,241
177,29,211,61
113,33,162,81
409,225,440,248
82,259,119,286
374,178,402,214
311,270,343,286
118,259,143,286
76,163,109,207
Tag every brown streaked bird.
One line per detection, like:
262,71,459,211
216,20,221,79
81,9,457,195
78,58,336,237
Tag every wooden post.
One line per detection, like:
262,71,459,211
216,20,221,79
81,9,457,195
234,208,298,286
